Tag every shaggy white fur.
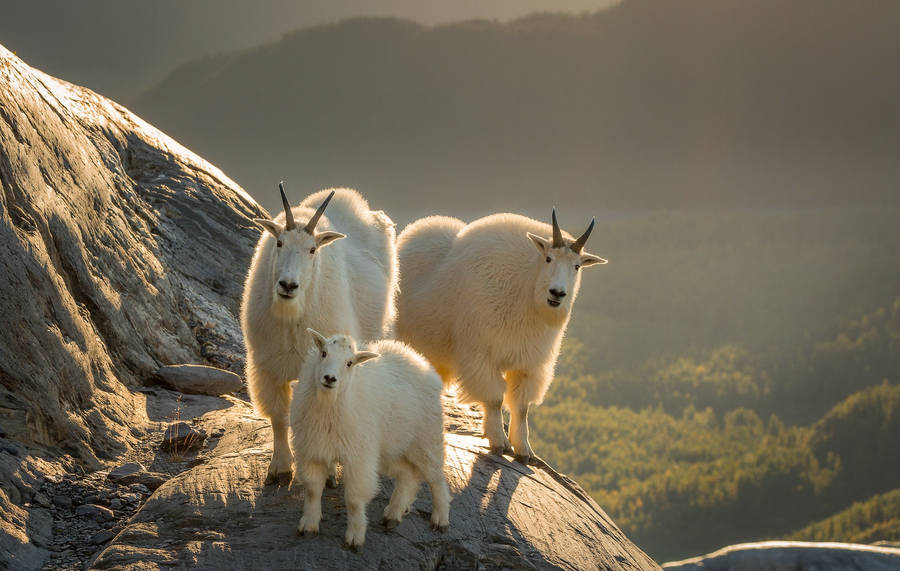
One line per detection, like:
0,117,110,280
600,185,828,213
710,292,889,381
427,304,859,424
395,211,606,464
241,186,397,483
291,331,450,548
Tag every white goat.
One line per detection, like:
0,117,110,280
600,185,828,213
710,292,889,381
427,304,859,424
395,210,606,465
241,184,397,484
292,330,450,548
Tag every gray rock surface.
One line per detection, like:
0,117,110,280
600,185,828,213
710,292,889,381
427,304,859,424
0,43,659,570
153,364,243,396
93,390,659,570
0,41,264,469
662,541,900,571
0,43,264,569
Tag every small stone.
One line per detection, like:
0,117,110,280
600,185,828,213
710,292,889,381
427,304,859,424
92,530,115,544
84,494,99,504
53,495,73,509
120,493,141,504
75,503,114,521
98,491,109,502
33,492,51,508
160,422,207,452
130,426,143,438
129,483,150,495
153,364,243,396
115,471,168,491
109,498,123,510
108,463,145,482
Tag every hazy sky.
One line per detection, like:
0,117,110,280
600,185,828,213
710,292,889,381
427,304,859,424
0,0,619,99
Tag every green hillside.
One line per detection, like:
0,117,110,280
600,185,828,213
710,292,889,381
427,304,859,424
787,488,900,544
531,301,900,561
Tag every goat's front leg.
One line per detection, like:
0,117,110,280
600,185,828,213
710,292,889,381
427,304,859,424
247,365,294,485
343,458,378,549
297,461,328,536
506,369,545,466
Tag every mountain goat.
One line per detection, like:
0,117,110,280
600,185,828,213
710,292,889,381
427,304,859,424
241,184,397,484
395,210,606,465
292,330,450,549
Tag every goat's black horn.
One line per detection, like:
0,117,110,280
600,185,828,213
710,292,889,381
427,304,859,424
551,208,564,248
571,217,595,253
304,190,335,235
279,181,296,230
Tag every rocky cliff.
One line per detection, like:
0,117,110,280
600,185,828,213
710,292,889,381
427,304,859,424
0,44,657,569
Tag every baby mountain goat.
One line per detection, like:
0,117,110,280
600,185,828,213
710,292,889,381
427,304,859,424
292,330,450,548
395,210,607,465
241,184,397,484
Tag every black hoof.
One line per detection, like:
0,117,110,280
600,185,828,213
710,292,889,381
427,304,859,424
489,445,513,457
431,523,449,533
382,517,400,530
513,454,531,465
326,474,338,489
344,542,362,552
265,470,293,486
529,455,547,468
297,529,318,537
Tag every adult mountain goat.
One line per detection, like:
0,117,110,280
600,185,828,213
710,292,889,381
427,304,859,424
395,210,606,465
292,330,450,548
241,184,397,484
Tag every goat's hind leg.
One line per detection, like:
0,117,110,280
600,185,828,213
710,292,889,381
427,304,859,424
460,359,512,455
382,460,421,530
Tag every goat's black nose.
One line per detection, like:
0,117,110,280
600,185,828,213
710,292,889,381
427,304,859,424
323,375,336,385
549,288,567,298
279,280,299,292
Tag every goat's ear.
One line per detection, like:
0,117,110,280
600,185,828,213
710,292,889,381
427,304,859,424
352,351,380,366
253,218,283,238
315,231,345,248
580,252,608,267
527,232,550,255
307,328,327,350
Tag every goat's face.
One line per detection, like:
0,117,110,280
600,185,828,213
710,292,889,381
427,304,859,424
306,329,380,397
527,210,607,320
253,186,344,306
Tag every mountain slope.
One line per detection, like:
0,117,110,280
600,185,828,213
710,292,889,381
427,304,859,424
133,0,900,216
0,44,657,570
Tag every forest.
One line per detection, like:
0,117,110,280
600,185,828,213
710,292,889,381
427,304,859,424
532,286,900,561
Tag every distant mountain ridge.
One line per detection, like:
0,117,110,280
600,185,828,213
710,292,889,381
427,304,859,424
133,0,900,216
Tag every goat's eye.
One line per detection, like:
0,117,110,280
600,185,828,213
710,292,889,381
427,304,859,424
347,361,353,368
575,264,581,271
321,351,327,358
546,256,552,263
276,240,283,248
309,247,316,254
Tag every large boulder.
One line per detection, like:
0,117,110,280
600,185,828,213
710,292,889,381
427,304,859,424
662,541,900,571
0,44,658,569
0,43,263,464
93,391,659,570
0,43,264,568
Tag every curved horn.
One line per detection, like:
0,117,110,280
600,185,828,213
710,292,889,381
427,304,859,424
570,217,595,253
551,208,564,248
279,181,296,230
304,190,335,235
